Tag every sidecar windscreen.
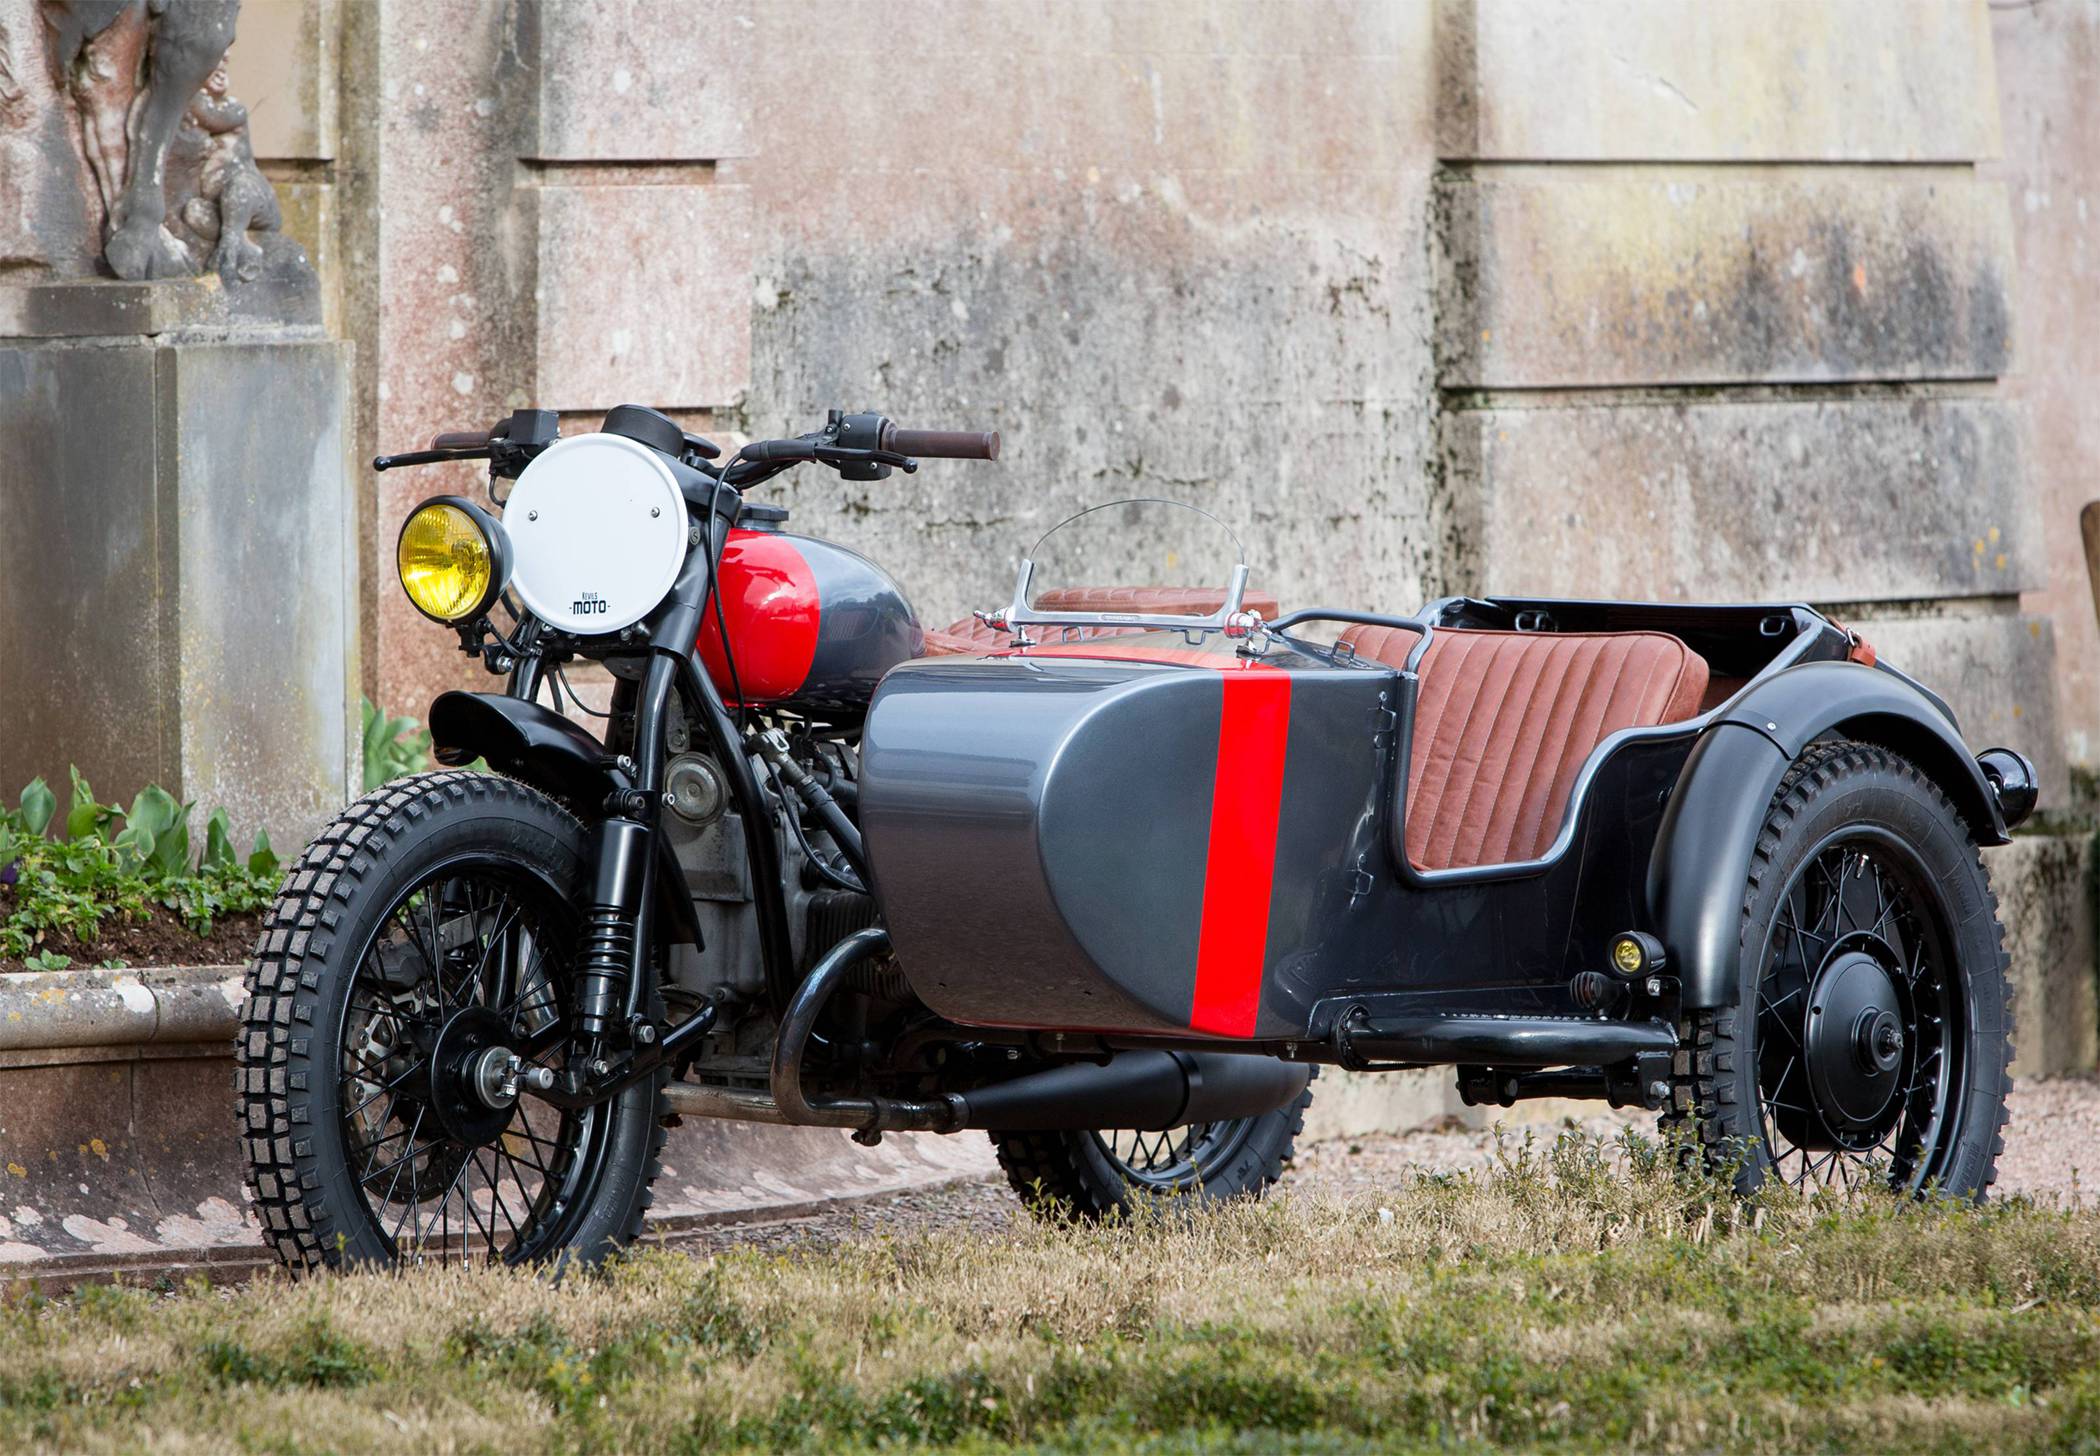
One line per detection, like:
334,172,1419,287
1014,499,1251,628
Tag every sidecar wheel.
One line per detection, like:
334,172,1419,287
237,771,667,1273
990,1074,1314,1219
1667,740,2013,1199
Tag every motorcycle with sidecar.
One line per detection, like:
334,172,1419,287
236,402,2039,1270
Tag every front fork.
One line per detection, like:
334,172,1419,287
542,501,802,1104
574,653,675,1076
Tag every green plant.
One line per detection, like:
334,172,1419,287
361,698,432,791
0,771,281,961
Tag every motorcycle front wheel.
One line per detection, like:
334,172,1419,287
237,772,665,1273
990,1075,1314,1220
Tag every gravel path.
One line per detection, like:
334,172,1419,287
671,1074,2100,1255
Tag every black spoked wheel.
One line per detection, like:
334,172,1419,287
1671,741,2012,1199
1750,834,1960,1193
1091,1121,1257,1191
991,1076,1315,1220
339,861,605,1264
240,773,665,1274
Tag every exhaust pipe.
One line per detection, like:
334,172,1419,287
769,927,1309,1137
954,1051,1311,1132
673,1051,1312,1134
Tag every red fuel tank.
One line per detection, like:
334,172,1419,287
696,525,924,719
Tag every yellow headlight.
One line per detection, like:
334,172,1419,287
1610,936,1646,976
398,499,503,622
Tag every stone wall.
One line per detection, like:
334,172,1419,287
229,2,2080,777
229,0,755,714
1988,2,2100,775
736,1,1442,634
1431,0,2062,804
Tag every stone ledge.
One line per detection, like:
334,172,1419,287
1436,168,2015,387
0,966,243,1055
0,273,322,338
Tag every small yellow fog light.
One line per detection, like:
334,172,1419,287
1608,931,1666,980
398,497,509,622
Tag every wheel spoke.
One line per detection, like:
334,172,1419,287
332,861,601,1269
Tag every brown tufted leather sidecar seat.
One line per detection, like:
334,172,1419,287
1340,625,1710,871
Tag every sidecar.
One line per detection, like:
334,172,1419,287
860,503,2036,1182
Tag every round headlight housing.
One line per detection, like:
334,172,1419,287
397,496,511,623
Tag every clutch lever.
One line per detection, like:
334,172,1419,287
372,446,493,472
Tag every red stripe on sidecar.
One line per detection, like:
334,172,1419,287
1188,672,1292,1037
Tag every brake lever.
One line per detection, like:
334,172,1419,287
813,445,918,474
372,446,494,472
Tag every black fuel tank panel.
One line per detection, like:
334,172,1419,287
696,527,922,721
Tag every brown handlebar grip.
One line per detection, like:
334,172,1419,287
882,426,1000,461
430,429,493,449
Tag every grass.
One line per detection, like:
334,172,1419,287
4,1132,2098,1454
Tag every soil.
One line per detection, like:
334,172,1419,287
0,900,260,973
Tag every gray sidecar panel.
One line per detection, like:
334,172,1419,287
859,646,1393,1039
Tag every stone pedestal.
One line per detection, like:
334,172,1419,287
0,279,355,845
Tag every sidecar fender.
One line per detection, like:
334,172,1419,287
428,690,629,806
1650,660,2008,1012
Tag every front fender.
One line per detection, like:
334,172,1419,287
1650,660,2009,1011
428,691,629,808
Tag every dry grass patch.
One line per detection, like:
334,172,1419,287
3,1131,2097,1453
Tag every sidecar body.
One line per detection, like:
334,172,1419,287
860,594,2035,1073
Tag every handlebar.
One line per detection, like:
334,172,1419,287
739,438,818,464
882,426,1000,460
379,408,998,480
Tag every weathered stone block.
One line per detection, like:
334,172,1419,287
1850,613,2067,806
1988,831,2100,1080
1449,397,2035,602
528,180,754,412
1301,1068,1475,1144
0,278,224,338
0,322,355,845
1439,0,2001,163
1438,168,2015,387
520,0,751,161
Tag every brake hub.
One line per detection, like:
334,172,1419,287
1802,946,1908,1146
428,1006,522,1146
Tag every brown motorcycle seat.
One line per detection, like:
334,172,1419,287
1340,625,1711,871
924,586,1282,655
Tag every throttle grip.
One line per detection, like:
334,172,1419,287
431,429,493,449
882,426,1001,461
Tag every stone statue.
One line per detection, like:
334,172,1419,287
29,0,298,285
171,60,280,282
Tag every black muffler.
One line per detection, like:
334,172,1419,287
954,1051,1311,1132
